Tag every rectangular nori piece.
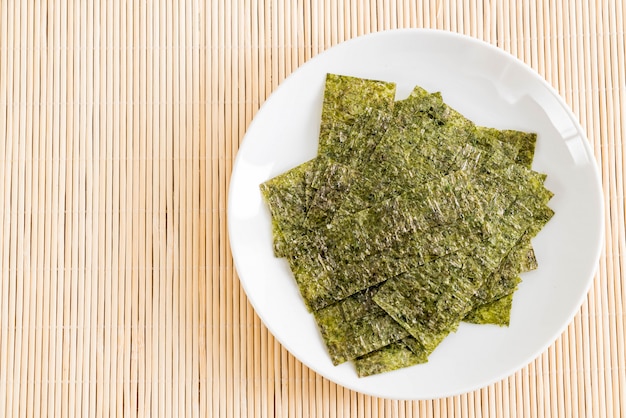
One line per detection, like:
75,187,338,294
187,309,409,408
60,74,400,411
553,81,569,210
336,88,478,217
260,159,316,257
287,220,480,311
289,160,548,311
317,74,397,158
372,187,553,354
464,292,515,327
286,167,505,311
313,284,409,365
305,74,396,211
462,203,554,324
353,339,428,377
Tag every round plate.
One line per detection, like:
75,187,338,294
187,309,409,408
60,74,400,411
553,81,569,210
227,29,604,400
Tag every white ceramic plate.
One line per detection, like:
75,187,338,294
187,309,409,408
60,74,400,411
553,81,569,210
227,29,604,400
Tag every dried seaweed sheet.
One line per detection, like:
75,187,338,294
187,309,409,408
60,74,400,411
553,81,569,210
353,339,428,377
473,127,537,169
260,159,316,257
313,285,409,365
373,188,552,353
288,220,480,311
335,89,540,219
337,88,478,217
317,74,396,158
287,169,498,310
303,158,356,229
288,158,548,311
464,293,515,326
305,74,396,212
463,203,553,324
260,75,555,376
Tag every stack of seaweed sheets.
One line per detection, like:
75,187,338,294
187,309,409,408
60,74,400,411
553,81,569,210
260,74,554,377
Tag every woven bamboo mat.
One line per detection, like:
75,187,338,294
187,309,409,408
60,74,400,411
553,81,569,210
0,0,624,417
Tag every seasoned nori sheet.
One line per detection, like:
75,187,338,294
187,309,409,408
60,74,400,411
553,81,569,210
335,89,539,219
372,186,552,354
260,159,316,257
287,220,480,311
303,157,356,229
464,293,515,326
353,339,428,377
305,74,396,216
259,74,555,376
313,284,409,365
461,162,553,325
337,88,478,217
317,74,396,158
473,127,538,169
286,168,509,311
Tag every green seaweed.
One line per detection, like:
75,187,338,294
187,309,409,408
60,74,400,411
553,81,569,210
317,73,396,158
305,74,396,212
313,285,409,365
353,339,428,377
260,159,316,257
259,75,555,376
372,187,552,354
464,293,515,326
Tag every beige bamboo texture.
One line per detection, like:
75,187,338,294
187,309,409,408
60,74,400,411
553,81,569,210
0,0,624,417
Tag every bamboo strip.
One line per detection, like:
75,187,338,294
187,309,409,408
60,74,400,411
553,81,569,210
49,1,62,415
192,0,203,413
131,0,143,414
165,1,175,417
122,0,134,413
144,0,156,415
32,2,47,417
138,0,149,415
0,0,9,410
184,1,194,416
86,0,98,414
96,0,110,416
101,1,114,416
222,0,235,414
60,1,74,415
6,2,22,417
75,1,88,416
182,0,191,415
108,0,120,415
41,1,56,416
168,1,180,416
155,0,165,414
154,0,166,414
198,0,209,415
15,0,31,416
25,2,41,416
208,0,219,416
67,0,81,412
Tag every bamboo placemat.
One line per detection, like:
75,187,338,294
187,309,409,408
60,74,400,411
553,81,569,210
0,0,624,417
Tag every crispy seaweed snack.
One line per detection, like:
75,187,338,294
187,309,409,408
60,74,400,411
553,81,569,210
259,74,554,376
